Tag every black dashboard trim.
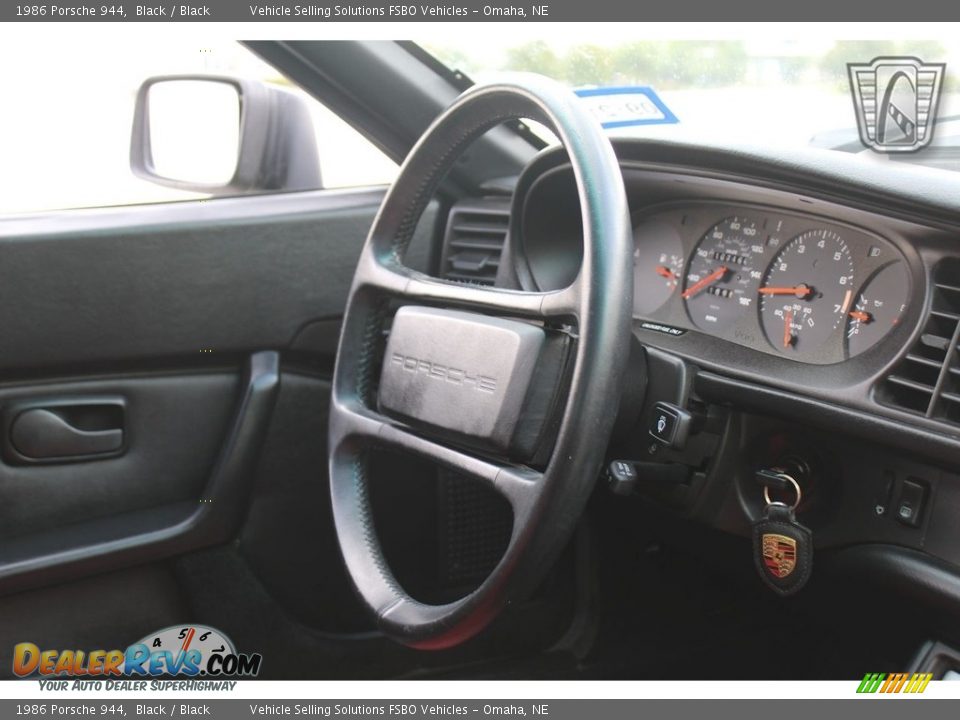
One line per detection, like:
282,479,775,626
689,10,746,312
695,370,960,469
826,543,960,616
606,138,960,231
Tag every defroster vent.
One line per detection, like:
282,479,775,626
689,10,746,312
878,258,960,424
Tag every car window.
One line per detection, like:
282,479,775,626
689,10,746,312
0,39,398,215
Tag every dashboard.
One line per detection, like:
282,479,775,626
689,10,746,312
502,139,960,449
631,202,909,364
436,137,960,635
438,137,960,627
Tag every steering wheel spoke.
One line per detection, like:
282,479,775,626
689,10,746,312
380,423,539,510
331,401,540,513
358,248,579,321
402,272,579,321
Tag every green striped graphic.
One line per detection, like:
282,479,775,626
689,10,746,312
857,672,886,693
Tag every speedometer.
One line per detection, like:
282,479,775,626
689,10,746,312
759,229,855,355
683,216,765,331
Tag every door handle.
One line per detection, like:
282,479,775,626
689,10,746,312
10,407,124,460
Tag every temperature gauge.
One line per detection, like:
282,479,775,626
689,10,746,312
846,262,910,357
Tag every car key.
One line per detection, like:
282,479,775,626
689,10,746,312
752,470,813,596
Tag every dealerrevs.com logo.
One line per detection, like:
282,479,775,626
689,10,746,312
13,625,262,679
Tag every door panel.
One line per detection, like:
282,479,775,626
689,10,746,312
0,373,238,539
0,188,438,608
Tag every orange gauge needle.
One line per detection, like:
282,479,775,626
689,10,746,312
783,310,794,349
759,285,813,298
849,310,873,323
655,265,678,281
840,289,854,314
682,266,727,299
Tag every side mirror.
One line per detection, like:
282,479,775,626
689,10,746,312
130,75,321,195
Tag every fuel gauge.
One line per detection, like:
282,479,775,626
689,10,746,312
846,262,910,357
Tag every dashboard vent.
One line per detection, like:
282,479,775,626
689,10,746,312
440,201,510,286
878,258,960,423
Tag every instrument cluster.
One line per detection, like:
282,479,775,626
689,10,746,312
633,203,910,363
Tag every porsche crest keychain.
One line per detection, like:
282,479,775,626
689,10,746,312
752,469,813,596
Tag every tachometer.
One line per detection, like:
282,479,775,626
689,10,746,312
633,218,685,315
683,216,765,331
846,262,909,357
759,229,855,354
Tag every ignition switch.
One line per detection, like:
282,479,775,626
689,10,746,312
756,455,816,512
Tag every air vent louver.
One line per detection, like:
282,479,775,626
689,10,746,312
879,259,960,422
441,202,510,286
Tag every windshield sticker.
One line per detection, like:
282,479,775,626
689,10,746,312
574,86,679,129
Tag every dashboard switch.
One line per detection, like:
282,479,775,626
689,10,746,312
649,402,693,450
895,478,927,527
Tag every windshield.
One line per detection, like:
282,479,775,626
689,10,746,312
425,37,960,171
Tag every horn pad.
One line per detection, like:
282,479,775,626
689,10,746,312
378,306,569,460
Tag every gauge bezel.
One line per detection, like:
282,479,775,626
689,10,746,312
628,199,907,365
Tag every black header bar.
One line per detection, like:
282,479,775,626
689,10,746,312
0,0,948,21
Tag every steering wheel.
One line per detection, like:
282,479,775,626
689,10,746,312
329,74,633,649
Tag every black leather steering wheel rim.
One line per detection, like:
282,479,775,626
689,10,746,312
329,74,633,649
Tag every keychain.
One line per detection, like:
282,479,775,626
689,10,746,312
752,470,813,596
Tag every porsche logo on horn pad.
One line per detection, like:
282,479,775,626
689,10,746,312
761,533,797,579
